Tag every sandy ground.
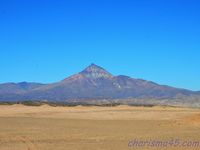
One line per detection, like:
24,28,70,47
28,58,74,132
0,105,200,150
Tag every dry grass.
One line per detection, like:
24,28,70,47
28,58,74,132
0,105,200,150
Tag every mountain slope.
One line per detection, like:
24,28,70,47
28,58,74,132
0,64,198,102
0,82,45,94
0,82,45,101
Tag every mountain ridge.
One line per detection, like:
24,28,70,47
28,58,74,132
0,64,199,104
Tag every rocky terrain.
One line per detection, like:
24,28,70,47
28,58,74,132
0,64,199,107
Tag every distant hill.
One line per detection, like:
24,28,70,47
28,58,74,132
0,64,199,106
0,82,45,94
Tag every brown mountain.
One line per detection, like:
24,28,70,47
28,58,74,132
0,64,199,102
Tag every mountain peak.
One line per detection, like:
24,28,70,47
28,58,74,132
87,63,101,68
80,64,113,79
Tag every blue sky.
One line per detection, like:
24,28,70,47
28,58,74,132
0,0,200,91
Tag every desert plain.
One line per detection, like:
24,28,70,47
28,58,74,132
0,104,200,150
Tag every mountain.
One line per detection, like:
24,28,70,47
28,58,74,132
0,64,199,104
0,82,45,94
0,82,45,101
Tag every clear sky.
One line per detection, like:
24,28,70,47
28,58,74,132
0,0,200,91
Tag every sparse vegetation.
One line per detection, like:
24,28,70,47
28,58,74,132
0,101,155,107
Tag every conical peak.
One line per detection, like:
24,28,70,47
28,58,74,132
81,64,113,78
84,63,104,71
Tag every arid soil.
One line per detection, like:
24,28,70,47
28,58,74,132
0,105,200,150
